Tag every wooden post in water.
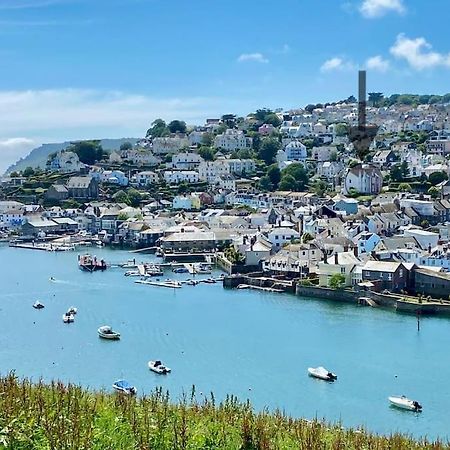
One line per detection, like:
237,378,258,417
417,310,420,332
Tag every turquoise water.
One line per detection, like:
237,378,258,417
1,245,449,440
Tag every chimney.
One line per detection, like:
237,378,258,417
353,246,359,257
323,251,328,264
334,253,339,264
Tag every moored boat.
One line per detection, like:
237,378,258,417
78,254,107,272
67,307,77,315
388,396,422,411
98,325,121,340
112,379,136,395
62,312,75,323
33,301,45,309
308,366,337,381
148,360,171,374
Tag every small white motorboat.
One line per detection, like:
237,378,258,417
62,312,75,323
148,360,171,374
67,307,77,315
388,396,422,412
98,325,121,340
112,379,136,395
33,301,45,309
308,366,337,382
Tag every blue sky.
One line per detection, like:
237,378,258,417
1,0,450,170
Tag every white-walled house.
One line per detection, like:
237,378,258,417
164,170,199,184
101,170,129,186
214,129,252,151
153,135,189,155
266,227,300,249
343,164,382,195
198,161,231,183
49,151,82,173
277,141,307,165
171,152,204,170
132,171,159,186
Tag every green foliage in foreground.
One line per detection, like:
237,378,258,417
0,374,447,449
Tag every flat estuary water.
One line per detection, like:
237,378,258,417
1,245,449,440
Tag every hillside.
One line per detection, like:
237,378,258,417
0,374,446,449
5,138,138,174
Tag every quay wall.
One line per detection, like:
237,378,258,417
295,285,450,317
296,286,360,303
223,274,296,294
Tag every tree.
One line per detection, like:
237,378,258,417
117,212,129,221
428,186,440,199
126,188,142,207
390,165,402,182
398,183,412,192
330,150,338,162
313,179,328,197
168,120,187,134
281,163,309,191
146,119,169,138
224,245,245,265
201,133,213,147
22,167,35,177
302,232,314,244
259,137,281,165
9,171,19,177
178,182,189,194
120,141,133,151
264,113,281,127
329,273,346,289
368,92,384,107
278,174,297,191
112,190,129,204
428,171,448,186
221,114,237,128
259,175,273,192
198,147,215,161
68,141,104,165
267,165,281,188
334,123,348,137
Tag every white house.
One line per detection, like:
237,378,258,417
133,171,159,187
120,149,161,166
101,170,129,186
153,135,189,155
49,151,82,173
266,227,300,249
171,152,204,170
164,170,199,184
198,161,231,183
343,164,383,195
277,141,307,165
214,129,252,151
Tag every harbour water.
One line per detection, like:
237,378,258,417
1,245,449,440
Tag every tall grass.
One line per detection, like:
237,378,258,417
0,373,447,449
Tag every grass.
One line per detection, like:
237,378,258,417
0,373,448,449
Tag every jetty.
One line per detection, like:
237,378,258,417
135,280,182,288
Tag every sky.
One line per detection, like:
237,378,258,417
0,0,450,171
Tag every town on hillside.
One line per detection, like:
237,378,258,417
2,92,450,307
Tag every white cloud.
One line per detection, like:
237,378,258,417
365,55,390,72
0,89,246,172
390,34,450,70
0,138,36,172
320,57,355,73
237,53,269,64
360,0,405,18
0,0,68,9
